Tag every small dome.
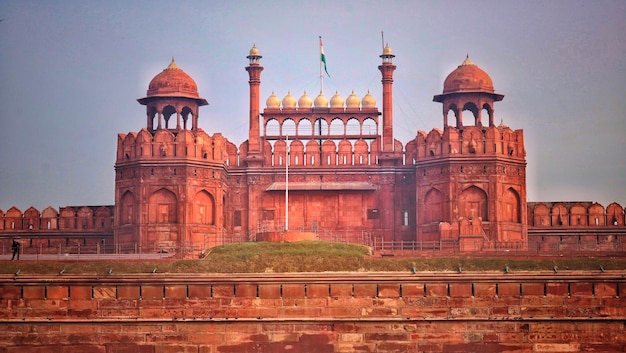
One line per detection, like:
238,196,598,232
266,91,280,108
282,91,296,109
330,90,344,108
249,45,260,57
314,91,328,108
442,55,494,94
146,58,200,99
346,90,360,108
298,91,312,108
361,90,376,108
383,44,393,56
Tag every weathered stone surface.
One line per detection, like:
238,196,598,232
0,274,624,352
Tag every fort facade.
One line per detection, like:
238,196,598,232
1,45,624,256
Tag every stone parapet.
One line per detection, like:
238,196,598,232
0,272,624,351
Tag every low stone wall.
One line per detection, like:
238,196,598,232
0,272,624,352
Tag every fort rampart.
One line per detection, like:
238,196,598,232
1,272,624,352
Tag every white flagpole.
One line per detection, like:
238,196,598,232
285,135,289,231
319,36,324,95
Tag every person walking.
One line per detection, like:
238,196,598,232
11,240,20,260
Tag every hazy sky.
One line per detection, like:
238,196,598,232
0,0,624,211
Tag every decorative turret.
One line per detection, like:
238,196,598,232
433,55,504,128
137,58,208,132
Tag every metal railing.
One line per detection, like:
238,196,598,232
2,229,625,260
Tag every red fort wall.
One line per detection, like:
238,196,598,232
1,273,624,352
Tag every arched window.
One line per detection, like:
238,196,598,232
329,118,344,136
282,118,296,136
162,105,176,129
265,119,280,137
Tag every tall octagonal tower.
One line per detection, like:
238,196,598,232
415,56,527,248
114,59,234,254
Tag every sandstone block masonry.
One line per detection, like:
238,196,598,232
0,272,624,352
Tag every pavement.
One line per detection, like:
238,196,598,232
0,253,176,261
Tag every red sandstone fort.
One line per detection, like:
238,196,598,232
1,43,626,353
1,45,625,256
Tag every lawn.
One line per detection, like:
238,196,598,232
1,241,624,274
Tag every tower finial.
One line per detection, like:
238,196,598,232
167,57,179,69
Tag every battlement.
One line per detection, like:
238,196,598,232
528,201,625,227
116,128,239,167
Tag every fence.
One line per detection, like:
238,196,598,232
2,229,625,259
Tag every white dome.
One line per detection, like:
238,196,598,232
362,90,376,108
314,91,328,108
346,90,360,108
266,91,280,108
298,91,312,108
330,90,344,108
282,91,296,109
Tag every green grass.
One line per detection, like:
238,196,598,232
1,241,625,274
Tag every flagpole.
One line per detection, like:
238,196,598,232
319,36,324,94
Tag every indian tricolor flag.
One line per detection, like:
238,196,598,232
320,36,330,77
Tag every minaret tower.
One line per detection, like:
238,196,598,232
378,44,398,164
245,45,264,167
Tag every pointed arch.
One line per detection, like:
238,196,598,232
551,203,568,226
424,188,444,223
120,191,136,225
607,203,624,226
532,203,550,226
297,118,312,136
148,188,178,223
162,105,177,129
459,186,488,221
502,188,521,222
354,139,369,165
588,203,605,226
77,206,93,230
282,118,296,136
95,206,113,230
329,117,345,135
192,190,215,225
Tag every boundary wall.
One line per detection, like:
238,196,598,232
1,272,625,352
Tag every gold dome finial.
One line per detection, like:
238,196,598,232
167,57,179,70
461,54,475,66
383,43,393,56
249,44,260,56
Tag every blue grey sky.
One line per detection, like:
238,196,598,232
0,0,624,211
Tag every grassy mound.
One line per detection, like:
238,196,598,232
1,241,625,274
